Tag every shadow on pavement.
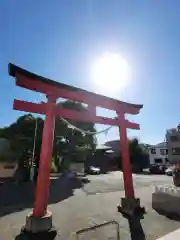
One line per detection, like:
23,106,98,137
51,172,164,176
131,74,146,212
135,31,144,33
14,230,59,240
128,217,146,240
154,208,180,222
134,171,150,176
0,175,90,217
166,214,180,221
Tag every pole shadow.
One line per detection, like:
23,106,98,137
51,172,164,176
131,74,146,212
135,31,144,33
127,217,146,240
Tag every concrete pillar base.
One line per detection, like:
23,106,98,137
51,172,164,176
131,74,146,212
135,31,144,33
17,211,60,239
24,211,53,233
152,184,180,218
118,197,145,219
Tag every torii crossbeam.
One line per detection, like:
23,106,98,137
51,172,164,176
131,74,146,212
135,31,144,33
9,63,144,233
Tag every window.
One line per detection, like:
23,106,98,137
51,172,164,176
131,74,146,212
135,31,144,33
170,136,178,142
160,149,168,155
151,148,156,154
172,147,180,155
155,158,162,163
160,149,165,155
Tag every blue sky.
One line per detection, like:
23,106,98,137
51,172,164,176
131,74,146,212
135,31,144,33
1,0,180,144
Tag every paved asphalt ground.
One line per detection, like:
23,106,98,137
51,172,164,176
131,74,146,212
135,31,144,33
0,171,180,239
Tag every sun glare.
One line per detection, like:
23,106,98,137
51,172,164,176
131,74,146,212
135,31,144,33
91,52,131,95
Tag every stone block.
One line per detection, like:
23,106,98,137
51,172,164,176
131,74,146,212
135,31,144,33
152,184,180,216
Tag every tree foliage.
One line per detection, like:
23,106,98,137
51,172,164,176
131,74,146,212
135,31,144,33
129,138,149,172
54,100,96,154
0,101,97,168
116,138,149,172
0,114,43,156
0,101,149,173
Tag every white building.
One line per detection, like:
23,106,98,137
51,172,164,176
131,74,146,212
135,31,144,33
148,142,169,168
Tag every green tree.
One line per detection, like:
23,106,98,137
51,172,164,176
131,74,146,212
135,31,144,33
0,100,97,174
53,100,97,171
54,100,96,155
129,138,149,172
1,115,43,157
0,114,44,175
114,138,149,172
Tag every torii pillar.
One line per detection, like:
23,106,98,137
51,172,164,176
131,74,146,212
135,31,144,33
9,63,145,236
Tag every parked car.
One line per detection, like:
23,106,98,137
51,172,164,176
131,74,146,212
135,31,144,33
85,166,100,175
165,166,174,176
149,164,166,174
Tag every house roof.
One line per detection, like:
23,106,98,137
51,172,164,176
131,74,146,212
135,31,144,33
148,142,167,148
105,140,150,153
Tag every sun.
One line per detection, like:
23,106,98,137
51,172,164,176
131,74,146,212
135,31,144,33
90,52,131,95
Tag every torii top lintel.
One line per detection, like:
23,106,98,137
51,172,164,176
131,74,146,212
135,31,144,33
9,63,143,114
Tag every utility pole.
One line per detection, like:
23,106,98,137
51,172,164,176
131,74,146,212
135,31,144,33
30,118,38,181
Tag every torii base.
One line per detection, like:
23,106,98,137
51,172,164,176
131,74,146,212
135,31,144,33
118,198,146,240
24,211,52,233
118,197,146,219
18,211,59,240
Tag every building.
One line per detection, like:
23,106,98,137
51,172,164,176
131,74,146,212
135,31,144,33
105,140,120,157
84,144,116,172
105,140,149,156
148,142,168,170
105,140,150,171
166,126,180,164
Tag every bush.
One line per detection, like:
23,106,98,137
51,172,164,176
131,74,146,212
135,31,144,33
0,154,13,163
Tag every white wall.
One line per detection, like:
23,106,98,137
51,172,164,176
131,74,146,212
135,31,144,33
0,162,17,178
148,146,168,165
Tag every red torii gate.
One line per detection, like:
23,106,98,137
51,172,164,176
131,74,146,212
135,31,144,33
9,63,144,231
